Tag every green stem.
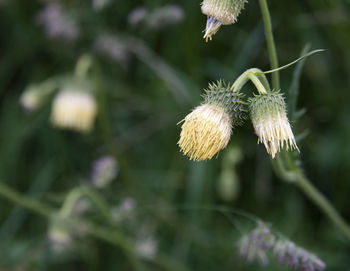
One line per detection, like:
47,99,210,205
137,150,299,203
259,0,280,89
0,182,54,217
60,186,112,222
75,55,94,80
259,0,350,242
232,68,270,93
248,73,267,94
295,172,350,241
0,182,192,270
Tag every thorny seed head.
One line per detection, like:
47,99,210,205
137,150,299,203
249,90,299,158
178,81,247,161
201,0,248,41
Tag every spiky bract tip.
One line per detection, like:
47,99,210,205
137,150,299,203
203,80,247,126
249,90,298,158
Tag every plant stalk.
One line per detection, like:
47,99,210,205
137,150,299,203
259,0,280,89
259,0,350,242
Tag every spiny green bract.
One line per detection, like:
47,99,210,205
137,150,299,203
203,80,247,126
248,90,286,121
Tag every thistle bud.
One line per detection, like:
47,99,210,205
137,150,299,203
249,90,298,158
178,81,246,161
51,87,97,133
201,0,247,41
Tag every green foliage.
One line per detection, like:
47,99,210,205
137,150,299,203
0,0,349,270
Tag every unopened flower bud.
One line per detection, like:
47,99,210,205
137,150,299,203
201,0,247,42
51,87,97,133
249,90,298,158
178,81,247,161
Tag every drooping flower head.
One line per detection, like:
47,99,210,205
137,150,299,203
51,87,97,133
178,81,247,161
249,90,298,158
201,0,247,42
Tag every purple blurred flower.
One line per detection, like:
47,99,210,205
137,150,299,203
91,155,118,188
128,5,184,29
128,7,148,26
93,34,130,66
237,223,325,271
36,3,79,42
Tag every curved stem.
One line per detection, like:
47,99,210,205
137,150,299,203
248,73,267,94
259,0,350,242
60,186,112,222
231,68,270,94
259,0,280,89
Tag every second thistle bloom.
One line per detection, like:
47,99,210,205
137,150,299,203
249,90,298,158
178,81,246,161
201,0,247,41
51,88,97,133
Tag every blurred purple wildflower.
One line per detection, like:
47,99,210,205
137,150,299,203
237,223,326,271
36,3,79,42
93,34,130,67
91,155,118,188
128,5,184,29
128,7,148,26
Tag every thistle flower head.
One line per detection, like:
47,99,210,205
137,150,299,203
51,87,97,133
249,90,299,158
178,81,247,161
201,0,247,41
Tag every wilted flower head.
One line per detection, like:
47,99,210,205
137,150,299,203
237,222,326,271
201,0,247,41
178,81,246,161
249,90,299,158
91,155,119,188
51,88,97,133
36,3,79,42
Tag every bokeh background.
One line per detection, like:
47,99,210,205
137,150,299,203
0,0,349,270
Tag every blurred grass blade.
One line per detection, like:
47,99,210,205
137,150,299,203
288,44,311,121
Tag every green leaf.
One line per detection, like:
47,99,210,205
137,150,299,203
255,49,325,76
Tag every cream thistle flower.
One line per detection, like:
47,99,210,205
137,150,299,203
178,81,247,161
249,90,299,158
201,0,247,42
51,88,97,133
